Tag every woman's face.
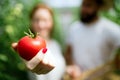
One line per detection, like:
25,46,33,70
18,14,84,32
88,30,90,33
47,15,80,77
31,8,53,38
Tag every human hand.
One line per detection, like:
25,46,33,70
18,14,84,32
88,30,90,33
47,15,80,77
66,65,82,80
12,42,55,74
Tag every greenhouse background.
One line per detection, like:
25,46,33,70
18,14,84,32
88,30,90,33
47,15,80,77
0,0,120,80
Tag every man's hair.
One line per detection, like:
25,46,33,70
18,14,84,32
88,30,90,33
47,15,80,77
94,0,104,6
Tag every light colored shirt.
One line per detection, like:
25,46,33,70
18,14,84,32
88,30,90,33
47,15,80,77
67,18,120,72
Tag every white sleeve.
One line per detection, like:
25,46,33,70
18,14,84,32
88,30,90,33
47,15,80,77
107,23,120,47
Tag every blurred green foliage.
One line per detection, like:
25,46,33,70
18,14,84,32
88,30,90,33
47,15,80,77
0,0,41,80
102,0,120,24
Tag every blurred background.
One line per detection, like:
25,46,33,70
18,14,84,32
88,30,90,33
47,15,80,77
0,0,120,80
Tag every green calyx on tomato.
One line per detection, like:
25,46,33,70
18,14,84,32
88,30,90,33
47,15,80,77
24,29,37,38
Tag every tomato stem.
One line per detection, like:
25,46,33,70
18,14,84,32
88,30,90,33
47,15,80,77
24,29,36,38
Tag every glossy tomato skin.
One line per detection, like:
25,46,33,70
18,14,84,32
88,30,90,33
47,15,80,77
17,36,46,60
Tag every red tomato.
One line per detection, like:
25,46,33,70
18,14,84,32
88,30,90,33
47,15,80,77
17,36,46,60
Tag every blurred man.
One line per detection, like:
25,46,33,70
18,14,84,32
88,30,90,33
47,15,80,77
65,0,120,79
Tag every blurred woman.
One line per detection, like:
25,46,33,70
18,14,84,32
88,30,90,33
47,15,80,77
28,4,66,80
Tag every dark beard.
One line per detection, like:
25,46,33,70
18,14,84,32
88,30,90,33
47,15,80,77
80,13,97,23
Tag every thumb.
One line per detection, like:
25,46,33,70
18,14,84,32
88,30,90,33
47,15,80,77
11,42,18,51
